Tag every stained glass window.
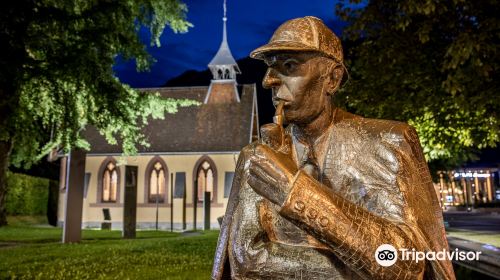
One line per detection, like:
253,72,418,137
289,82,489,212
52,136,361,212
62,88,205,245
102,162,117,202
149,161,166,203
197,161,214,202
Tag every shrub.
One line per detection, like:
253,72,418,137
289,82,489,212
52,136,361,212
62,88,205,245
5,172,54,216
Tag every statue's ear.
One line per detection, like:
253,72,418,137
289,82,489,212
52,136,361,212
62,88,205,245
326,64,343,95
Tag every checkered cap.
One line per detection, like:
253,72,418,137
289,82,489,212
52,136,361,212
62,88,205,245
250,16,343,63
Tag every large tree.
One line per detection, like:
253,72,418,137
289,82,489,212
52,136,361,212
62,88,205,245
335,0,499,171
0,0,196,226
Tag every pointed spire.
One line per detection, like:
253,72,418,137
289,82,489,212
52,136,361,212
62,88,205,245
208,0,240,80
222,0,227,42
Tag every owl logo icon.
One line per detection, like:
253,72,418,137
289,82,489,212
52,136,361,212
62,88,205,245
375,244,398,267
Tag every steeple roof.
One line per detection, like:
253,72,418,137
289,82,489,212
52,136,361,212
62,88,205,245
208,0,240,80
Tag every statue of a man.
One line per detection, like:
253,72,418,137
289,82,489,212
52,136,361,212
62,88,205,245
212,16,455,280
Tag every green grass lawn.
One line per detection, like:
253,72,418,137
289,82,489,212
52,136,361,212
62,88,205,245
3,217,498,279
0,217,219,279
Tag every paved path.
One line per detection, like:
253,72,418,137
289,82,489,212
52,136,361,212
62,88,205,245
444,212,500,232
180,231,202,237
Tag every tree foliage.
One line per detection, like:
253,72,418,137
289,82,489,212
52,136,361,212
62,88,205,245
335,0,499,169
0,0,197,226
0,0,197,167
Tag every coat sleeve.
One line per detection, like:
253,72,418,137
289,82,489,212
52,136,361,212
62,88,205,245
400,127,456,280
279,170,426,280
278,126,455,280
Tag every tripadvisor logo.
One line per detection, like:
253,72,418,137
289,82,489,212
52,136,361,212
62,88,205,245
375,244,482,266
375,244,398,267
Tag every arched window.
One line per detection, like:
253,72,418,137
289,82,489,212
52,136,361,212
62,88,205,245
197,161,214,202
102,162,118,202
149,161,166,203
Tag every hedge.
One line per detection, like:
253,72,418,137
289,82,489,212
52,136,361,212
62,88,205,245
5,172,55,216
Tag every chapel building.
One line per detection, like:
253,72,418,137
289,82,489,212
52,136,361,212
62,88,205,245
57,1,259,230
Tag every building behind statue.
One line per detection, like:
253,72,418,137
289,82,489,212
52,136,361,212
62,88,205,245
57,5,259,230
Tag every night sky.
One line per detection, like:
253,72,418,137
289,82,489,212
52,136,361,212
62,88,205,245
114,0,353,88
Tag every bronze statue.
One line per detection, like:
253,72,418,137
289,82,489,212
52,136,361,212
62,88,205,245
212,16,455,280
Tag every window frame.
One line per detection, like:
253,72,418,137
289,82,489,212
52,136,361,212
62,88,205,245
144,156,169,205
97,157,121,204
197,161,215,202
192,155,218,206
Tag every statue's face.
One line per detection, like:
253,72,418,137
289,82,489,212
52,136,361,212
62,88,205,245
262,52,332,125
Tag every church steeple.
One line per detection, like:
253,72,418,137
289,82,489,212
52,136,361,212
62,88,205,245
208,0,240,80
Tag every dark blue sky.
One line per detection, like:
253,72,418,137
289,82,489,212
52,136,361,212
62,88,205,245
114,0,351,87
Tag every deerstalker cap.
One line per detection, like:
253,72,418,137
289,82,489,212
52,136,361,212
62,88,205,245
250,16,343,63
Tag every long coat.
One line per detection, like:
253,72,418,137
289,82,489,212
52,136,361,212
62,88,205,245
212,109,455,280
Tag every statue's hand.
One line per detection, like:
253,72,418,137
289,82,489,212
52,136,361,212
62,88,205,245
260,123,284,150
247,144,298,205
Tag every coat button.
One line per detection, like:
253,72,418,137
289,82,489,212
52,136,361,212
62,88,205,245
307,209,318,219
319,217,329,227
294,201,305,212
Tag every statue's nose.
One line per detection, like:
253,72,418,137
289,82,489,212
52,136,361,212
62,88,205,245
262,68,281,89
